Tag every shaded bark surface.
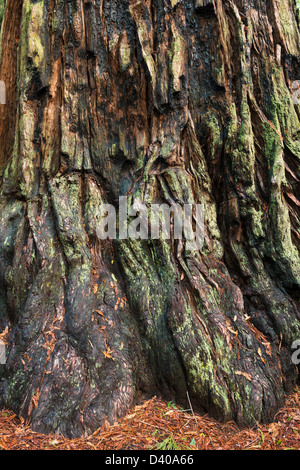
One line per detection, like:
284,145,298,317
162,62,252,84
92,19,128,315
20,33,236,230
0,0,299,437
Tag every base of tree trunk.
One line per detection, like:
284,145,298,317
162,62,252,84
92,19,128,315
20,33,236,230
0,0,299,437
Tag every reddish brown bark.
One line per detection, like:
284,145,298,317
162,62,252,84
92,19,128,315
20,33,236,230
0,0,299,437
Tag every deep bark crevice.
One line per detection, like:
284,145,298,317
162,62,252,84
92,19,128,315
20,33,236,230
0,0,23,168
0,0,299,437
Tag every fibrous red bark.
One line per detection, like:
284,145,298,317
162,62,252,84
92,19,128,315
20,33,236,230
0,0,299,437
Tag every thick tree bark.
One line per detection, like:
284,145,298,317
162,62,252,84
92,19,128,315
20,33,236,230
0,0,299,437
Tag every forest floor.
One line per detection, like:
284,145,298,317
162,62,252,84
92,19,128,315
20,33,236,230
1,389,300,450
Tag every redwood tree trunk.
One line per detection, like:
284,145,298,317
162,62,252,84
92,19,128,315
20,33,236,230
0,0,299,437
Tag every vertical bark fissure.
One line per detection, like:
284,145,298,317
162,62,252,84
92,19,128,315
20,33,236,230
0,0,299,436
0,0,23,169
